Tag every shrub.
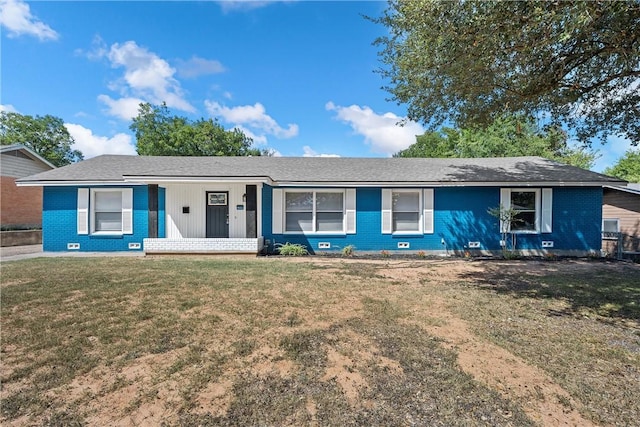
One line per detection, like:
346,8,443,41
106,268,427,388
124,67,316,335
341,245,355,257
276,242,309,256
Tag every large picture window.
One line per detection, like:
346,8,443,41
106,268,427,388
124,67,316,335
285,191,344,233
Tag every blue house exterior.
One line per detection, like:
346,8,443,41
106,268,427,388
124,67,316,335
18,155,620,256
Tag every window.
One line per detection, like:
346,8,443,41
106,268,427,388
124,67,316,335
381,189,433,235
392,191,421,232
94,191,123,232
510,191,537,232
602,218,619,239
603,218,619,232
499,188,552,234
77,188,133,235
285,191,344,233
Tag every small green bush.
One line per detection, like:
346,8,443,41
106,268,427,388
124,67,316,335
276,242,309,256
342,245,355,257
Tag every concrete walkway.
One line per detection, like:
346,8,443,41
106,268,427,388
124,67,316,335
0,244,144,262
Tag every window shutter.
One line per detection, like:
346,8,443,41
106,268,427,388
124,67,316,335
499,188,511,233
272,188,283,234
345,189,356,234
381,189,392,234
77,188,89,235
423,189,434,234
122,188,133,234
541,188,553,233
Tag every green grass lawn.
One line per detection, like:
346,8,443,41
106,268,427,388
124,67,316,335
1,257,638,426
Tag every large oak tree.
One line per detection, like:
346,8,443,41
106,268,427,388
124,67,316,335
373,0,640,144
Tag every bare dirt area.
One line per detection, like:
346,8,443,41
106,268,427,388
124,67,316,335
1,256,638,426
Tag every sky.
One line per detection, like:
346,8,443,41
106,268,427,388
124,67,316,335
0,0,635,172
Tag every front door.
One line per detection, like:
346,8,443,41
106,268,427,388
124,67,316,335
206,192,229,238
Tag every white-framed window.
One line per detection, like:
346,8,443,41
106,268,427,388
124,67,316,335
382,189,434,235
392,190,421,233
272,188,356,235
77,188,133,235
499,188,552,234
94,190,123,232
602,218,620,239
510,190,538,232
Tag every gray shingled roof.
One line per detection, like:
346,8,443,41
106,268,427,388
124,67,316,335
17,155,624,185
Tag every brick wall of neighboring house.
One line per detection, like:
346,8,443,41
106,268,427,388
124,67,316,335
0,176,43,228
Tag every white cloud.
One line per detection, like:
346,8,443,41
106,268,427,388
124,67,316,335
302,146,340,158
0,104,18,113
217,1,273,13
0,0,58,41
95,41,195,119
234,125,268,145
176,55,225,78
593,134,635,173
205,100,299,141
326,102,424,156
97,95,145,121
65,123,136,159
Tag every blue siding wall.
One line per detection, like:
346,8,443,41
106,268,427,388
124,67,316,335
43,186,149,251
262,185,602,254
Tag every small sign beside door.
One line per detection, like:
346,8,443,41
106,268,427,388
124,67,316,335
208,192,227,206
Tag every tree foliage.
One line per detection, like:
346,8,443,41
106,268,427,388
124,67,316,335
373,0,640,145
604,150,640,182
394,115,597,169
0,112,83,167
131,103,262,156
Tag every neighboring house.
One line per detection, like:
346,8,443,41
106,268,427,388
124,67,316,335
1,144,55,229
602,185,640,256
16,155,624,255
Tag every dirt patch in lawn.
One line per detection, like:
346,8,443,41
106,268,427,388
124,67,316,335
1,256,638,426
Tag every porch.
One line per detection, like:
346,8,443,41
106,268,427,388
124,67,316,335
144,237,264,254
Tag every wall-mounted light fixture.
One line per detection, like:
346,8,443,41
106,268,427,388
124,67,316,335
242,193,246,202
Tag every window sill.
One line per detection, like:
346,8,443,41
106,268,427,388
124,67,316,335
511,230,539,235
391,231,423,236
283,231,346,236
90,233,124,239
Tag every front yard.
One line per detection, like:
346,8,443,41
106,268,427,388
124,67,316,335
1,256,638,426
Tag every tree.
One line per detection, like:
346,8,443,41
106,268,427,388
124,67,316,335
373,1,640,145
604,150,640,182
130,103,262,156
0,112,83,167
394,115,598,169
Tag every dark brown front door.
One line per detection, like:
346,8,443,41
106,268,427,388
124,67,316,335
206,192,229,238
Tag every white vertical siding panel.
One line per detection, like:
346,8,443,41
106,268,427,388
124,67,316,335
162,183,254,239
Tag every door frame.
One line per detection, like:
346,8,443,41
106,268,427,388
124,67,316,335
206,191,229,238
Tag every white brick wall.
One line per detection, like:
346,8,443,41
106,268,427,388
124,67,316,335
144,238,264,253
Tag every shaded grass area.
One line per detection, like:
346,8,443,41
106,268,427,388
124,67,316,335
426,260,640,426
1,257,532,426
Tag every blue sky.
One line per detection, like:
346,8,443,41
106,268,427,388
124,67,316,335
0,0,634,172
